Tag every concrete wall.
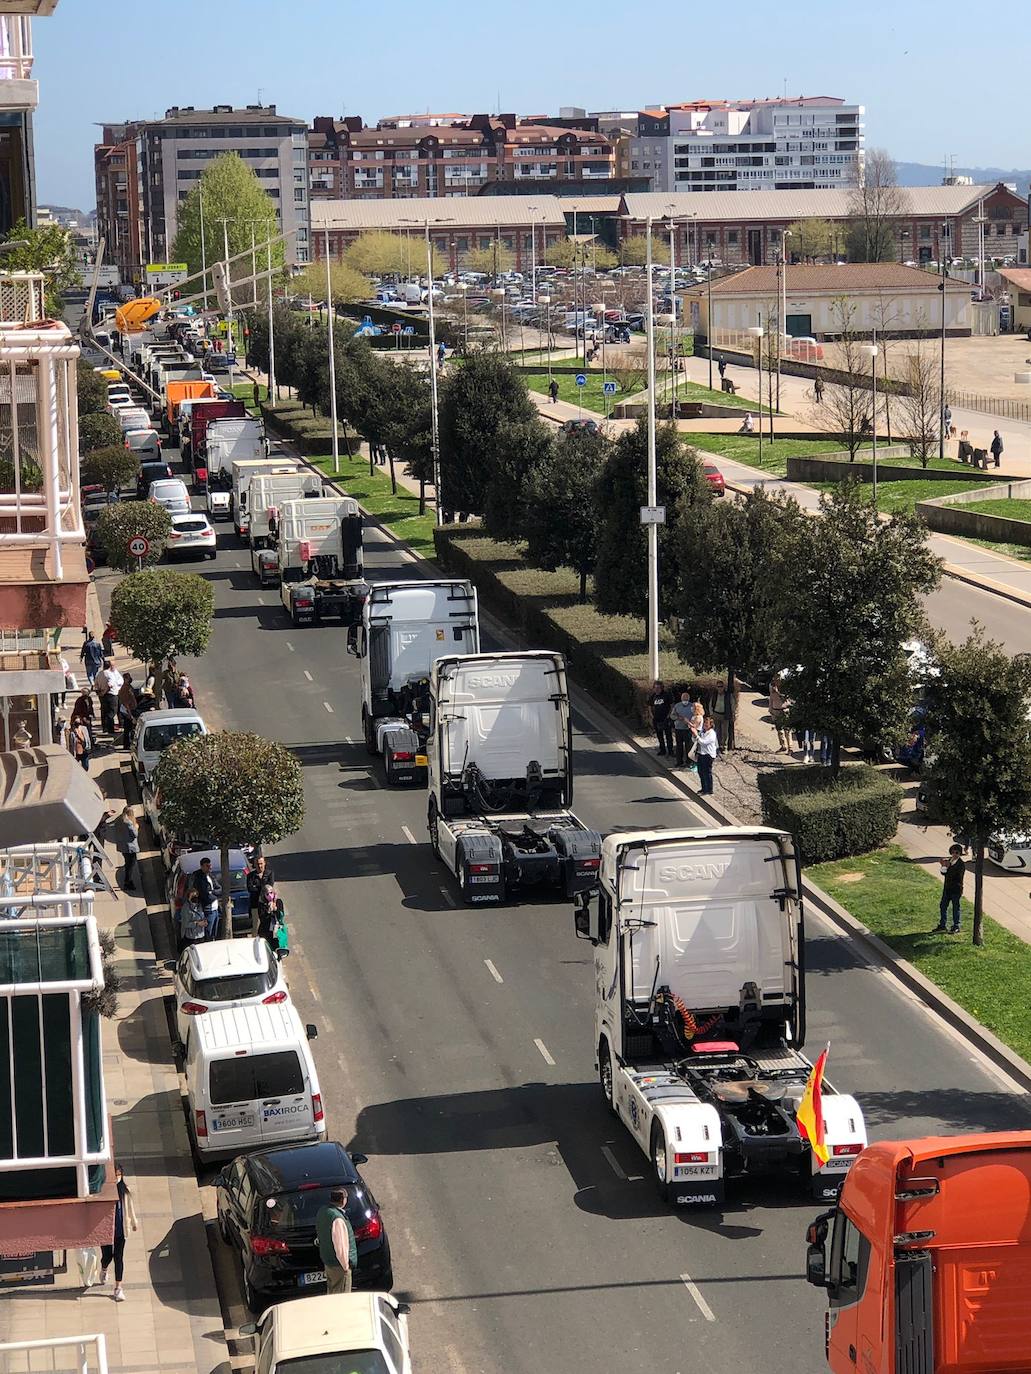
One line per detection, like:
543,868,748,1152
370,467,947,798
786,454,1018,485
707,288,970,336
916,479,1031,546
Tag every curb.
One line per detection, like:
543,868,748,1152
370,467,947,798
940,561,1031,610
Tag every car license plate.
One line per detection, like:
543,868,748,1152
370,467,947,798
212,1113,255,1132
298,1270,325,1286
469,875,496,884
415,754,427,767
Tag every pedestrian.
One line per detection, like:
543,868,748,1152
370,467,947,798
69,718,92,772
990,430,1004,467
176,673,195,709
256,886,281,948
190,857,220,940
649,680,674,757
795,726,815,765
548,378,559,404
813,375,825,404
943,404,952,437
99,1164,138,1303
80,631,104,686
768,674,791,752
694,714,719,796
252,380,261,408
315,1188,356,1294
58,654,74,707
118,673,138,749
247,853,276,933
437,340,446,371
739,412,755,435
102,621,116,657
71,690,96,748
935,843,965,934
670,691,696,767
163,658,179,708
717,354,727,380
96,658,123,735
112,806,139,893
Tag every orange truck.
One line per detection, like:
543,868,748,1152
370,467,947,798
806,1132,1031,1374
165,379,216,427
113,297,162,333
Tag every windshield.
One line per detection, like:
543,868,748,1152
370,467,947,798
142,721,203,752
209,1050,303,1105
175,519,209,533
264,1182,365,1233
194,970,274,1002
277,1355,390,1374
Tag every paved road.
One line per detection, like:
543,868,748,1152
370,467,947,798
165,445,1030,1374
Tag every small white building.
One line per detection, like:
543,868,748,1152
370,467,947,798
690,262,972,341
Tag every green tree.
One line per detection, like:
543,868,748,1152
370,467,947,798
545,237,618,271
465,242,514,280
1,218,80,314
483,412,554,543
77,359,108,415
922,630,1031,946
153,731,304,933
79,412,122,453
109,568,213,702
345,231,444,279
593,420,710,619
172,154,282,305
786,218,839,263
381,364,433,510
524,429,606,601
80,445,139,495
618,235,670,267
96,501,172,571
775,480,941,773
675,489,804,748
292,261,371,306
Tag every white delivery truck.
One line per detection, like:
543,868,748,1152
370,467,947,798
426,651,601,904
221,455,295,533
574,826,866,1208
275,496,367,627
205,419,268,523
248,470,325,582
353,580,479,785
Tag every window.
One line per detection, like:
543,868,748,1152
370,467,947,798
379,1311,406,1374
256,1335,274,1374
597,892,613,945
828,1214,870,1307
294,188,306,203
208,1051,304,1105
142,721,204,752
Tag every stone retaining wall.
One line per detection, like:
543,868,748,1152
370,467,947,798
786,454,1016,484
916,479,1031,546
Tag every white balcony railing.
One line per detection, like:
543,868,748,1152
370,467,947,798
0,1335,109,1374
0,15,33,81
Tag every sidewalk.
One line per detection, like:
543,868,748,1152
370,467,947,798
0,592,228,1374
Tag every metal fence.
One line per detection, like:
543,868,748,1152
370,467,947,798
944,390,1031,424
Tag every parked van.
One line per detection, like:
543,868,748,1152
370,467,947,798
185,1002,323,1161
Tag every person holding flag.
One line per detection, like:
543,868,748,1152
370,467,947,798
796,1044,830,1168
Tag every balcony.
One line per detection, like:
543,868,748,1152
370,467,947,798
0,14,36,111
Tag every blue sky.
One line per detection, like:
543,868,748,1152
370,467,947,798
34,0,1024,210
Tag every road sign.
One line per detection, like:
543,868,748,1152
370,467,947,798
575,373,587,387
639,506,666,526
392,322,403,333
603,381,617,396
145,262,188,288
402,325,415,335
127,536,150,558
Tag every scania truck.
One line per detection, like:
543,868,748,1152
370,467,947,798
275,496,367,628
248,470,324,583
426,651,601,904
574,826,866,1207
354,580,479,784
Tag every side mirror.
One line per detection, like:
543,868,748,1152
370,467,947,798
396,1302,411,1316
805,1242,828,1289
350,1151,369,1165
574,891,599,945
306,1023,318,1041
162,959,176,972
238,1322,258,1337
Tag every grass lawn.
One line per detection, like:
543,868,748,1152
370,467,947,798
811,479,979,515
960,497,1031,521
526,372,641,413
231,381,267,416
963,537,1031,562
810,844,1031,1062
664,377,766,413
686,433,873,477
306,449,436,561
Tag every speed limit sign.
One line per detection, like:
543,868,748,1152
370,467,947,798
128,536,150,558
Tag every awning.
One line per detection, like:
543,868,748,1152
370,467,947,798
0,745,106,846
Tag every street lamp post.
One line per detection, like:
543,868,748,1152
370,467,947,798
667,213,678,417
707,256,714,390
645,217,660,683
539,294,552,381
266,239,277,404
491,287,507,351
939,219,950,461
323,227,340,475
777,229,792,429
861,340,879,507
401,216,455,526
457,281,469,354
749,321,764,472
199,190,209,310
592,298,609,416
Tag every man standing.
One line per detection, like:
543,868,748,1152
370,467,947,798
717,354,727,380
935,844,965,934
548,378,559,404
80,631,104,687
990,430,1004,467
96,658,124,737
118,673,138,750
246,853,276,933
112,806,140,894
768,674,791,753
670,691,695,768
943,404,953,437
813,375,825,404
190,857,220,941
315,1188,356,1294
649,680,674,757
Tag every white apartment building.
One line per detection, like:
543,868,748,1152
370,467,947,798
630,97,864,194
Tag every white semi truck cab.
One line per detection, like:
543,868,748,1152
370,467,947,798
353,580,479,785
426,651,601,904
276,496,367,628
227,457,302,539
249,471,325,583
575,827,866,1207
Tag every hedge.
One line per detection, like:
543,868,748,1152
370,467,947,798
757,764,902,865
261,404,343,456
433,526,722,721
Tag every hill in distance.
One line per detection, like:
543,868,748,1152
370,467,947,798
897,163,1030,198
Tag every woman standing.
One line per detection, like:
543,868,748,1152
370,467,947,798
112,806,140,894
100,1165,138,1302
694,715,719,797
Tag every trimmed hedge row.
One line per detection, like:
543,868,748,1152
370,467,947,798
757,764,902,865
262,403,342,457
433,526,722,721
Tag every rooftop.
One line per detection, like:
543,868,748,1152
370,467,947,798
623,183,1020,222
153,104,304,127
312,195,568,231
699,263,972,295
999,268,1031,292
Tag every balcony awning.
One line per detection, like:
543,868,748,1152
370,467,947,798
0,744,105,846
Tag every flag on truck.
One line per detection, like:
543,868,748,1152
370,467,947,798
796,1045,829,1166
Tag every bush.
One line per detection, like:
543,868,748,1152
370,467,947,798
757,764,902,864
80,444,139,494
433,526,721,720
259,406,341,456
77,359,108,416
79,412,122,453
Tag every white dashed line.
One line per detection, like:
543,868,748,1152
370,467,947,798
534,1038,556,1066
601,1145,627,1179
438,885,457,908
484,958,504,984
257,596,266,605
401,825,417,844
680,1272,716,1322
323,701,334,714
344,735,353,744
286,641,295,652
303,670,313,681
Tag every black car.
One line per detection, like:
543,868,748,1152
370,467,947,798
136,458,174,497
215,1140,392,1311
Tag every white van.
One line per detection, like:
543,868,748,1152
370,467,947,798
185,1002,324,1160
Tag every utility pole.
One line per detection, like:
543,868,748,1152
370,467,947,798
221,218,234,355
266,238,277,404
324,227,339,475
645,217,659,683
199,190,209,309
939,219,949,462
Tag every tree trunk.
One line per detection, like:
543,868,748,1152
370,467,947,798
830,736,842,775
579,564,588,603
368,441,375,477
387,448,397,495
972,837,985,946
220,839,233,940
725,665,736,751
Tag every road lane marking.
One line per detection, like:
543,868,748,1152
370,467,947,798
303,670,313,681
323,701,334,714
257,596,265,605
401,825,417,844
484,958,503,984
438,885,457,908
534,1038,556,1066
344,735,353,744
286,641,295,652
680,1272,716,1322
601,1145,626,1179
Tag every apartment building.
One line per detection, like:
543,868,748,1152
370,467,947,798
94,104,310,280
630,96,864,193
0,3,59,233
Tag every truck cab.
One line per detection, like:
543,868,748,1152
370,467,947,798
247,471,324,582
354,580,479,784
276,496,366,628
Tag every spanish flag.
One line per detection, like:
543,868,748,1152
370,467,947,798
796,1045,830,1167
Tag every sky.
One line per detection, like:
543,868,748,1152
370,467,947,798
33,0,1026,211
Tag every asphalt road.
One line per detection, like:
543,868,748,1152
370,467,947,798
161,443,1031,1374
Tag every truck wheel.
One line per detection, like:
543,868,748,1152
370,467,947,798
363,710,377,756
599,1038,615,1115
428,801,441,859
651,1123,671,1204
